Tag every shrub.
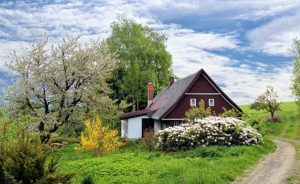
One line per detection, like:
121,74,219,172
49,136,79,144
81,176,94,184
142,128,155,151
0,115,40,140
243,113,265,133
156,116,263,151
77,116,124,156
2,130,73,184
0,140,5,183
221,108,239,118
185,100,212,122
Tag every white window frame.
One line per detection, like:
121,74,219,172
190,98,197,107
209,99,215,107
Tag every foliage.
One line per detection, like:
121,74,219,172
156,117,263,152
292,39,300,111
241,102,300,139
185,100,212,122
0,115,40,140
107,16,172,111
50,136,79,144
51,138,274,184
2,130,73,184
0,140,5,183
4,37,118,141
141,128,155,151
77,116,123,156
250,86,281,121
221,107,239,118
81,176,95,184
243,113,265,134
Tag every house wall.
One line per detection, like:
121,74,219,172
126,115,148,139
188,75,219,93
164,74,237,119
165,95,232,119
154,120,161,132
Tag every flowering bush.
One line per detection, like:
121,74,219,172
156,116,263,151
77,116,124,156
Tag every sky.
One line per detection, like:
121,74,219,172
0,0,299,104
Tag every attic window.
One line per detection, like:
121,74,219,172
209,99,215,107
190,98,197,107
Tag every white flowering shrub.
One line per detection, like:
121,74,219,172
156,116,263,151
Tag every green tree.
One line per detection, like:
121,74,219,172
185,100,212,123
107,17,172,111
4,37,118,141
292,39,300,110
250,86,281,121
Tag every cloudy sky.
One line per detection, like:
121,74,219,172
0,0,299,104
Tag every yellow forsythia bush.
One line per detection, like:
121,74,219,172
77,116,123,156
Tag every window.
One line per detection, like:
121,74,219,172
209,99,215,107
190,98,196,106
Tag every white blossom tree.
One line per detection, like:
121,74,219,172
250,86,281,121
3,37,118,142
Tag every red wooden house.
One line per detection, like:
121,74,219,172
119,69,242,139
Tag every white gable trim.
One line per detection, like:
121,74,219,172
185,93,220,95
161,118,185,121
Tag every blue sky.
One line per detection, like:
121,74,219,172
0,0,299,104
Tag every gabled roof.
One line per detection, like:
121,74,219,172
146,72,198,119
119,69,243,120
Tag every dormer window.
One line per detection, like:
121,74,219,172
209,99,215,107
190,98,197,107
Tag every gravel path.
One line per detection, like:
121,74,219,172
238,140,296,184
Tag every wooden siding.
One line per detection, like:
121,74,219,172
187,75,219,93
164,95,232,119
164,73,235,119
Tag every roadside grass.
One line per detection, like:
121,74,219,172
242,102,300,184
51,139,275,184
287,144,300,184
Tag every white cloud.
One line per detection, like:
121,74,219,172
247,12,300,56
0,0,295,104
166,28,293,104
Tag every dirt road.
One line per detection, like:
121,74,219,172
238,140,296,184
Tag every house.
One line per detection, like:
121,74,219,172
119,69,243,139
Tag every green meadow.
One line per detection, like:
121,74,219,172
52,140,275,184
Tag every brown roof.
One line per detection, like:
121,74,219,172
118,69,243,120
118,109,156,120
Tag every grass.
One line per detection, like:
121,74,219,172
242,102,300,184
51,140,275,184
241,101,299,139
0,104,281,184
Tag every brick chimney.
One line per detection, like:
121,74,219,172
169,76,174,87
147,82,154,106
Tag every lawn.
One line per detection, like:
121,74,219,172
52,140,275,184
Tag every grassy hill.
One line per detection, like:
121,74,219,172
241,102,300,140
